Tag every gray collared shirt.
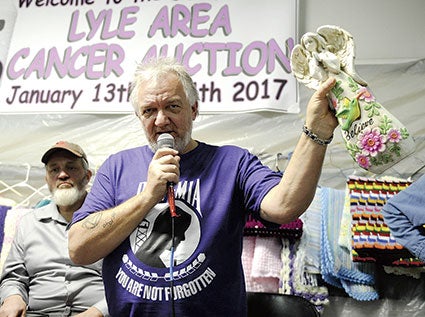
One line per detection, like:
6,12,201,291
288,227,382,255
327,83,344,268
0,202,109,316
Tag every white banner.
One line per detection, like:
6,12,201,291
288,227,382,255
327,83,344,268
0,0,299,114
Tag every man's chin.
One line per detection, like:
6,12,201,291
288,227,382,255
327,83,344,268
52,188,83,206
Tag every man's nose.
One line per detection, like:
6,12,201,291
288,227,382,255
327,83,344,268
57,170,70,179
155,110,170,126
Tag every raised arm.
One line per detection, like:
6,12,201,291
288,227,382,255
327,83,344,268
260,77,338,224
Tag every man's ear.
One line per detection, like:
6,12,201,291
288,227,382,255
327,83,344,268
191,102,199,120
86,169,93,182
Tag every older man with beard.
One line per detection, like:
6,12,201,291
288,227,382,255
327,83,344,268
68,57,338,316
0,141,109,317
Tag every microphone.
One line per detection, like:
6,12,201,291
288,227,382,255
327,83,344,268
157,133,178,217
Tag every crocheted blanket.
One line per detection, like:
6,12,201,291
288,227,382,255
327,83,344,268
244,215,303,239
348,176,424,266
320,187,379,301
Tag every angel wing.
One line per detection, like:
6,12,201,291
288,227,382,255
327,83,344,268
290,44,321,90
317,25,367,86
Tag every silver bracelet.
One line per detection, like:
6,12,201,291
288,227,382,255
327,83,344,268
302,125,333,146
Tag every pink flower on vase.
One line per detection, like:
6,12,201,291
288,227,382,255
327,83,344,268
357,127,387,157
387,128,402,143
356,153,371,169
357,87,375,102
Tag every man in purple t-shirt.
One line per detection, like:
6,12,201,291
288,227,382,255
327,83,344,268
68,57,338,316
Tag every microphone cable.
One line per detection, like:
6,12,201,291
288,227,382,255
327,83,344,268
168,186,177,317
157,133,178,317
170,214,176,317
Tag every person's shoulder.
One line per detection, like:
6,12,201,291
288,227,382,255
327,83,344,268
200,143,256,164
32,201,57,219
111,145,149,157
199,141,246,152
102,146,151,164
410,174,425,189
219,144,253,157
196,142,250,157
14,207,37,228
390,174,425,200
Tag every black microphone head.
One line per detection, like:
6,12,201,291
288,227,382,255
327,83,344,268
157,133,175,149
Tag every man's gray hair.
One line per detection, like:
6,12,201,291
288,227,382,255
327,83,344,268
129,57,200,116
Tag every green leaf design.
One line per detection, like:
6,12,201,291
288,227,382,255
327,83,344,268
348,77,359,92
371,152,393,166
400,127,410,139
379,115,393,134
388,143,401,157
365,102,382,118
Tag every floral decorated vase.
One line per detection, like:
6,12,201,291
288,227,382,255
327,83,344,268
290,25,415,174
329,73,415,174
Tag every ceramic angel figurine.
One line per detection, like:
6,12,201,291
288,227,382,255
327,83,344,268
291,25,415,174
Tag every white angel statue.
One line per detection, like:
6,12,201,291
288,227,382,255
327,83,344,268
291,25,367,90
291,25,415,174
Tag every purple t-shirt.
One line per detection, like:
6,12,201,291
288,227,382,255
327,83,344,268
71,142,281,316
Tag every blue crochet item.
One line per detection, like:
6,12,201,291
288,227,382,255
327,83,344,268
320,187,379,301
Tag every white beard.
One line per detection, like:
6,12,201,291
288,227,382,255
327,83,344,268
52,187,84,207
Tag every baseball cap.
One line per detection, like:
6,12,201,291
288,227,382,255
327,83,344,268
41,141,88,164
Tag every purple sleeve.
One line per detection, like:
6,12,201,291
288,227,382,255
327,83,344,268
236,148,281,217
70,157,117,226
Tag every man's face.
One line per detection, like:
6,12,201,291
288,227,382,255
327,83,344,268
136,73,198,153
45,151,90,206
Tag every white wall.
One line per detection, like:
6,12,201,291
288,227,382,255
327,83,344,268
1,1,425,206
299,0,425,63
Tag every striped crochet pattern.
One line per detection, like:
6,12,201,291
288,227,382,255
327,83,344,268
348,176,424,266
244,214,303,239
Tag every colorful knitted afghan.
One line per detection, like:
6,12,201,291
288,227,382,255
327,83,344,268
244,214,303,239
348,176,425,266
